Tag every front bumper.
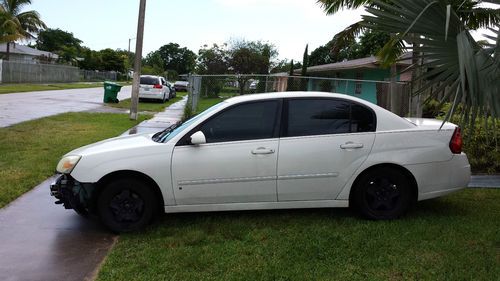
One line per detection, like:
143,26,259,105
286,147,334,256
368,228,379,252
50,174,95,212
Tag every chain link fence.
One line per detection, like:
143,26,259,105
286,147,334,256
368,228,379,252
80,70,118,82
0,59,119,83
187,74,411,117
0,60,80,83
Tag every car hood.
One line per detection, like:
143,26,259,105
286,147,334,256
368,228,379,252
66,133,160,157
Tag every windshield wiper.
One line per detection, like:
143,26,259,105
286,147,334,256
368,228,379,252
152,121,182,142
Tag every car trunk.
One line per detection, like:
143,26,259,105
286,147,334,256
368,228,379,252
404,118,456,131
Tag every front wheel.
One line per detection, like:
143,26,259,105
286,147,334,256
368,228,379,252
351,167,414,220
98,178,156,233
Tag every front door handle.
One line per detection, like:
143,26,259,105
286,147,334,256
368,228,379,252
251,147,275,155
340,142,364,149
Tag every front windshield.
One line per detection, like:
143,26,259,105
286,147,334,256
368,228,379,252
153,102,225,143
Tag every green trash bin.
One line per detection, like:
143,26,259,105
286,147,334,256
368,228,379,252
103,81,122,103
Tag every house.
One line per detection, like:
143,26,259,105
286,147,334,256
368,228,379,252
272,54,413,115
0,42,59,63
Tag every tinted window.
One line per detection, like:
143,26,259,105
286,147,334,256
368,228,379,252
140,76,158,85
351,104,375,132
287,99,350,137
200,101,279,143
285,99,375,137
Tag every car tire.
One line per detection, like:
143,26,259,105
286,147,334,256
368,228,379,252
97,178,156,233
351,167,414,220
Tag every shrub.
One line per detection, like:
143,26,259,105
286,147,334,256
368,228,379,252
422,100,498,173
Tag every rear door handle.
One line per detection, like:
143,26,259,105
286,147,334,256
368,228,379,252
251,147,275,155
340,142,364,149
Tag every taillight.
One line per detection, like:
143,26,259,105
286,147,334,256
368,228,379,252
153,84,162,89
449,127,463,154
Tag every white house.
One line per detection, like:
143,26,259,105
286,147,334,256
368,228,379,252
0,42,59,63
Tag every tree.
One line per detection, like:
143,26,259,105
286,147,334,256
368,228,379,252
228,39,278,94
36,28,82,53
197,43,231,97
309,30,390,66
287,59,295,91
316,0,500,61
197,43,230,74
143,51,164,75
317,0,500,124
300,44,309,90
99,48,127,72
0,0,46,60
361,0,500,126
144,43,197,77
309,44,335,66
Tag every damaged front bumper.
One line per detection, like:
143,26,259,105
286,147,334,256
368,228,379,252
50,174,96,215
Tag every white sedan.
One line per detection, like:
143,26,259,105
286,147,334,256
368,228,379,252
51,92,471,232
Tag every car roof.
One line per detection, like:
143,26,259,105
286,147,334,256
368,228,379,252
225,91,371,106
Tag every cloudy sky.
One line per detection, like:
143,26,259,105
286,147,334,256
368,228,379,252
30,0,364,61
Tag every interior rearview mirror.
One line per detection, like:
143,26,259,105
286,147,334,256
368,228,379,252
190,131,206,145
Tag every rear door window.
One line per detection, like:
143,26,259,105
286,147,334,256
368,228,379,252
285,98,375,137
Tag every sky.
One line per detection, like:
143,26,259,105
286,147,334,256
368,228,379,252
29,0,364,61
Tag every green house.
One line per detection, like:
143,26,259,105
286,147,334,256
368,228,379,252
294,55,412,107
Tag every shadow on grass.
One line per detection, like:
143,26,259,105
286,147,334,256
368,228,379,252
139,196,470,238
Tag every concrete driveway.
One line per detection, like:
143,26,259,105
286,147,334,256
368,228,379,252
0,86,131,128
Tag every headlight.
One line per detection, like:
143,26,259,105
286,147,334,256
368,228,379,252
56,155,81,174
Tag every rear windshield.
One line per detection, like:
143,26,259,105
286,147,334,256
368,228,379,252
140,77,158,85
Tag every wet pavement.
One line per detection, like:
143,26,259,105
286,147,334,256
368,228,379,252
0,177,115,281
0,86,131,127
0,96,188,281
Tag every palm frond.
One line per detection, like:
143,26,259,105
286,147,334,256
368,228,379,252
316,0,372,15
329,21,366,55
363,0,500,126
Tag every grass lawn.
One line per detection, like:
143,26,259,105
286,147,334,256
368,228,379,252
98,189,500,281
195,95,229,114
108,92,187,113
0,112,150,208
0,82,131,95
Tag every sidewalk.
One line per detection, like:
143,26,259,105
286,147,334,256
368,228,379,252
0,97,187,281
468,175,500,188
123,95,187,136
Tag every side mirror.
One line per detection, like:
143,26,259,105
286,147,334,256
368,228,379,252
190,131,206,145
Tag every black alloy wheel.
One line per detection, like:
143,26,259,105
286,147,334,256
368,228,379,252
98,178,156,233
351,167,414,220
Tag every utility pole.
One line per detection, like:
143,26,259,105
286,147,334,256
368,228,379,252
129,0,147,120
127,37,136,82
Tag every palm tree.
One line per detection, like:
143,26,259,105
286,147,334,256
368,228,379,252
363,0,499,125
316,0,499,57
317,0,500,125
0,0,46,60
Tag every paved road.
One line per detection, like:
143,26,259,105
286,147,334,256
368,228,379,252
0,86,131,128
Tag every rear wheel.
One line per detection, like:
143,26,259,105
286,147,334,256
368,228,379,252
98,178,156,233
351,167,414,220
